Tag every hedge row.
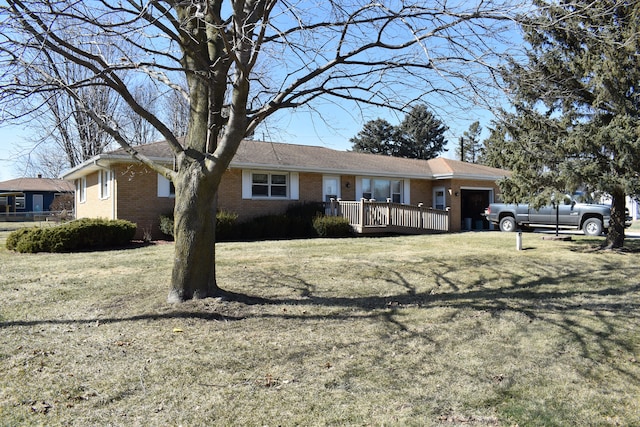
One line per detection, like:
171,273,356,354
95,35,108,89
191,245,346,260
159,202,352,241
6,218,137,253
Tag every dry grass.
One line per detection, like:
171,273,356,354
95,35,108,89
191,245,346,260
1,231,639,426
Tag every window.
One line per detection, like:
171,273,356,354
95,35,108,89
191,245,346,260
362,178,372,199
99,169,111,199
157,174,175,198
359,177,403,203
77,178,86,203
391,180,402,203
251,172,288,198
242,170,299,200
15,195,25,210
433,187,445,210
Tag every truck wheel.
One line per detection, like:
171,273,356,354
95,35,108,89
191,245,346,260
583,218,603,236
499,216,516,232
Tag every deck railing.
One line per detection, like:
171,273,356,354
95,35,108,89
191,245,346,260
0,210,74,222
327,199,449,234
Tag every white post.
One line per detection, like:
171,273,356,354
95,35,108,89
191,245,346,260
516,232,523,251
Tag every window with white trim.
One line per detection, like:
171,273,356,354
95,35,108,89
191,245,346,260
77,178,86,203
99,169,111,199
242,170,299,200
251,172,288,198
360,177,403,203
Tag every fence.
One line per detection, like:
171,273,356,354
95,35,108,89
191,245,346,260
0,210,74,223
326,199,450,234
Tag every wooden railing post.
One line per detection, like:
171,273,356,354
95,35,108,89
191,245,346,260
418,203,424,230
359,198,366,230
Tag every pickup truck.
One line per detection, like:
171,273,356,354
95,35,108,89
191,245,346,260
484,200,620,236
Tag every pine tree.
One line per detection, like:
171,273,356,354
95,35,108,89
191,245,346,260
350,119,396,156
456,121,482,163
351,105,448,160
494,0,640,248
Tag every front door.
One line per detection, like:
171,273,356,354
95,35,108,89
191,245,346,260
33,194,43,212
323,176,340,203
323,176,340,214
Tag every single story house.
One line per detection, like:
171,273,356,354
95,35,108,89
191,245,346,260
61,140,509,239
0,175,74,220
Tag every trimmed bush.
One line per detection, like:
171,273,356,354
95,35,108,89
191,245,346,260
6,218,137,253
159,214,174,237
237,202,325,240
158,211,239,241
216,211,239,241
313,215,352,237
5,227,36,251
160,202,325,241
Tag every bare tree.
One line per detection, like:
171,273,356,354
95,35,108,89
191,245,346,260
0,1,523,302
164,84,190,138
126,83,162,146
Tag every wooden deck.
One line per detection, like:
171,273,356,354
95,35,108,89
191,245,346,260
326,199,450,234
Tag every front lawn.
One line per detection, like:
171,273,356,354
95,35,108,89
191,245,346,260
1,231,639,425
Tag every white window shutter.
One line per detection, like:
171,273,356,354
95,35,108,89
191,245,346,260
403,180,411,204
242,170,252,199
290,172,299,200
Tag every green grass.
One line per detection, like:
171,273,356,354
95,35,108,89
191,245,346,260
1,231,639,426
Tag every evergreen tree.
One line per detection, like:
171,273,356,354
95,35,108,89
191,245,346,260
351,105,448,160
495,0,640,248
456,121,482,163
350,119,396,156
395,105,448,160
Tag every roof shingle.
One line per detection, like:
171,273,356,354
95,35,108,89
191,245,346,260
105,139,508,180
0,177,74,193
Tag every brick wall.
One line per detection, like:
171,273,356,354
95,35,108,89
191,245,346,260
410,179,432,206
115,165,174,240
74,163,501,238
219,169,324,222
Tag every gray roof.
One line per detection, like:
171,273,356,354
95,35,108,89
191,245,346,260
0,177,74,193
62,139,509,181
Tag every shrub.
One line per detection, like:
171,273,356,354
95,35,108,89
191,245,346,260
5,227,36,251
159,214,174,238
158,211,239,241
216,211,239,241
5,218,137,253
239,214,293,240
312,215,352,237
236,202,325,240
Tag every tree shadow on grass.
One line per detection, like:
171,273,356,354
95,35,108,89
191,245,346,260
0,310,244,329
569,236,640,253
224,258,640,383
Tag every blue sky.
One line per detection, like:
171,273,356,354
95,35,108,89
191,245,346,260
0,1,516,183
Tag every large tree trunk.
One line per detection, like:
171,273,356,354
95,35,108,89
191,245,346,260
167,159,219,303
604,188,626,249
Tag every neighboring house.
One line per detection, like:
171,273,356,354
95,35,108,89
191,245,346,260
0,175,75,219
61,140,509,239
